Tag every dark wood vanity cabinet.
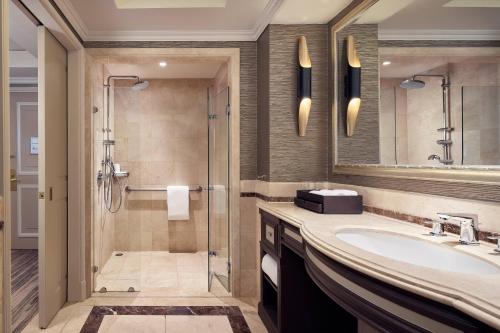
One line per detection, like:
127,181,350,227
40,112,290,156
258,209,498,333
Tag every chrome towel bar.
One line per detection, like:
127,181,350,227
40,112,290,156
125,185,204,193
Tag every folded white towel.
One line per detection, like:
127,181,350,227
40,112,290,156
261,254,278,287
310,189,358,196
167,185,189,220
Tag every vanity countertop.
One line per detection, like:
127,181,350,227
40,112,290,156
257,201,500,330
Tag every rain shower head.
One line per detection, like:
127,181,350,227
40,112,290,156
400,77,426,89
132,80,149,91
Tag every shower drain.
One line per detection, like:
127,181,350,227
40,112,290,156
115,253,124,256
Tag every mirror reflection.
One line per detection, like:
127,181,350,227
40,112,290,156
335,0,500,168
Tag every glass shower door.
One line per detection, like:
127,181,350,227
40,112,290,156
208,86,231,292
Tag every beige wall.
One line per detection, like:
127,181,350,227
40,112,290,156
113,79,210,253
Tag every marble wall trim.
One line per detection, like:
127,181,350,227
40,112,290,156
364,206,497,245
81,306,251,333
331,173,500,203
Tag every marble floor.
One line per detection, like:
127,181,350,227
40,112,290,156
21,296,267,333
95,251,229,297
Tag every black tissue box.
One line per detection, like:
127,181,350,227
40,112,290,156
294,190,363,214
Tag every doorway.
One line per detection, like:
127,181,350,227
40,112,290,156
4,0,69,331
88,55,232,296
8,1,39,331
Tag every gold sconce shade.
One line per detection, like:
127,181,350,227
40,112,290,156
346,35,361,137
298,36,312,137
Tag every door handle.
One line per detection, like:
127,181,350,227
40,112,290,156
10,169,17,191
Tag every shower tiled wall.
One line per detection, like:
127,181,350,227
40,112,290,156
113,79,210,253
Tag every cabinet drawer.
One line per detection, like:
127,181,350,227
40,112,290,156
260,209,279,254
281,222,303,256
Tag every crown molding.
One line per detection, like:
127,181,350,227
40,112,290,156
55,0,282,42
379,29,500,41
9,86,38,93
53,0,90,40
9,77,38,85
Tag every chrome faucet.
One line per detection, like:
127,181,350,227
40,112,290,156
437,213,479,245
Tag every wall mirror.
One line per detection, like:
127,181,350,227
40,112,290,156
332,0,500,182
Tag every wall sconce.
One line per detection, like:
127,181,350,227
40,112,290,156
297,36,311,137
345,35,361,137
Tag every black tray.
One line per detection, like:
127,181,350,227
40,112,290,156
295,190,363,214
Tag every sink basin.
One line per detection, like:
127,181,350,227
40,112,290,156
336,229,500,275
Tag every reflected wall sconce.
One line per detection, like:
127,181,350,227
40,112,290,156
345,35,361,137
297,36,312,137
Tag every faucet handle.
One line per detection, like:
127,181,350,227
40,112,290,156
487,234,500,253
425,220,446,237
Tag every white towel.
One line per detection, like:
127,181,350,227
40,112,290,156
167,186,189,220
213,185,227,216
310,189,358,196
261,254,278,287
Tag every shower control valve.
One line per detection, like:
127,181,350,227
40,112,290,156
97,170,103,186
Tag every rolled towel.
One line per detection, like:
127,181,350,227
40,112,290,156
261,254,278,287
310,189,358,196
167,185,190,220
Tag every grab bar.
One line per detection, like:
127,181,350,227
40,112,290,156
125,185,204,193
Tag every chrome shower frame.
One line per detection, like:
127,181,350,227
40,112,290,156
407,74,453,165
100,75,142,213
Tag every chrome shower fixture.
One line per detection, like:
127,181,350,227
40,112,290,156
401,74,453,165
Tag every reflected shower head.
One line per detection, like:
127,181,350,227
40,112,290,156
400,77,426,89
132,80,149,91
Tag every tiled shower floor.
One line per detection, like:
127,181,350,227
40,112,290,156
95,251,229,296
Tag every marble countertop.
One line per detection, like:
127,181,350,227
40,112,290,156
257,201,500,330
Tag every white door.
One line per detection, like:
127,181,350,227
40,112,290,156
37,26,68,328
10,99,38,249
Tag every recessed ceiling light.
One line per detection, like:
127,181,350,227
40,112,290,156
382,61,392,66
114,0,227,9
159,61,167,67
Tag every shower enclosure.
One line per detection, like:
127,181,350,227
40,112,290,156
208,86,231,291
91,68,231,294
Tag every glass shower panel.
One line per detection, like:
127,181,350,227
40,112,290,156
208,86,230,292
461,86,500,165
93,84,142,293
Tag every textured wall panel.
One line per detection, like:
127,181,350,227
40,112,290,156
336,24,380,164
267,25,329,182
257,28,270,181
85,41,257,180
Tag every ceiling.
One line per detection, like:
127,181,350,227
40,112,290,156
380,55,500,78
53,0,351,41
356,0,500,40
105,57,225,79
271,0,351,24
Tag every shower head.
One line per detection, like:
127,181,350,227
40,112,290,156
400,77,426,89
131,80,149,91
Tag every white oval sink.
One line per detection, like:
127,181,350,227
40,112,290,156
336,229,500,275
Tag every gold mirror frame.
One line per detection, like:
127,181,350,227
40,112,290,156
330,0,500,186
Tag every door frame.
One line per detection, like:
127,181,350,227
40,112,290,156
86,47,241,296
2,0,86,331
